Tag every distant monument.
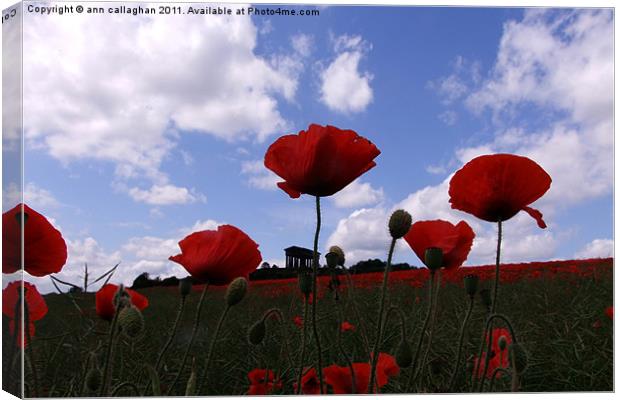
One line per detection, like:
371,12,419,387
284,246,319,269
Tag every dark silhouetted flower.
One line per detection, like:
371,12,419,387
2,281,48,347
3,203,68,277
169,225,262,285
473,327,511,379
340,321,356,332
95,284,148,321
246,369,281,395
294,368,323,395
449,154,551,228
323,353,399,394
404,220,475,271
264,124,380,198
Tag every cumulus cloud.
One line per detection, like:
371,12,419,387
331,179,384,209
127,184,206,206
574,239,614,259
320,34,373,113
22,6,301,202
240,160,280,190
291,33,313,57
4,182,60,209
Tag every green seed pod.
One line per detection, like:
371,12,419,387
479,288,492,311
179,277,192,298
118,305,144,339
389,209,413,239
85,367,102,392
463,274,479,298
498,335,508,351
325,252,340,269
248,319,266,345
509,343,528,374
298,272,313,297
226,277,248,307
395,339,413,368
113,285,131,310
329,246,346,266
424,247,443,271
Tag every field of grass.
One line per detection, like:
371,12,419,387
4,258,613,396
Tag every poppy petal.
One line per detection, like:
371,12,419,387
522,206,547,229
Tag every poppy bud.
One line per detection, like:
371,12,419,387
498,335,508,351
325,252,340,269
509,343,528,374
179,277,192,298
226,277,248,307
113,285,131,310
248,319,266,345
298,272,313,297
85,368,102,392
479,288,492,311
329,246,346,266
389,209,412,239
118,305,144,339
424,247,443,271
395,339,413,368
464,274,479,298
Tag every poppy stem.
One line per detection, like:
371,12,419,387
406,269,436,392
310,195,325,394
23,291,39,398
295,297,310,394
342,268,372,355
198,304,231,394
448,296,475,391
414,269,442,385
336,302,356,394
477,313,518,392
488,368,510,391
6,286,22,394
99,301,122,396
154,296,186,373
167,284,209,395
367,237,397,393
492,219,502,314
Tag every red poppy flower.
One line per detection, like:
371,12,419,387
323,353,399,394
95,284,149,321
473,327,511,379
246,369,282,395
264,124,381,198
294,368,324,394
605,306,613,320
404,220,475,270
592,320,602,329
3,203,68,277
169,225,262,286
293,315,303,328
449,154,551,228
340,321,356,332
2,281,48,348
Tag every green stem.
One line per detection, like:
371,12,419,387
342,268,372,355
367,237,397,393
406,270,436,391
336,294,356,394
491,220,502,314
111,381,141,396
198,305,231,394
448,297,475,391
167,284,209,395
154,296,186,372
99,301,122,396
295,297,310,394
24,297,39,398
414,269,442,385
310,195,325,394
488,368,510,392
478,313,518,392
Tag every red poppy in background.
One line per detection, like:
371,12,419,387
293,315,304,328
449,154,551,228
2,281,48,347
294,368,323,395
95,284,149,321
246,369,282,395
169,225,262,286
404,220,475,271
264,124,381,198
605,306,613,320
340,321,356,332
323,353,399,394
3,203,68,277
474,327,512,379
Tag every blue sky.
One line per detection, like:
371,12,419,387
2,4,613,292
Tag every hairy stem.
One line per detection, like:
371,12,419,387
198,305,231,394
448,297,475,391
295,298,310,394
414,270,442,385
310,195,325,394
99,302,122,396
154,296,186,373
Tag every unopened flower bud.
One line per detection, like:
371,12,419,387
424,247,443,271
325,252,340,269
179,277,192,298
498,335,508,351
395,339,413,368
329,246,345,266
248,319,266,345
464,274,479,298
509,343,528,374
479,288,492,311
226,277,248,307
298,273,313,297
389,209,412,239
85,368,102,392
113,285,131,310
118,305,144,339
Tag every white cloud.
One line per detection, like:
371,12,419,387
438,110,457,126
291,33,313,57
574,239,614,259
240,160,280,190
320,34,373,113
425,165,447,175
182,219,224,235
128,184,206,206
4,182,59,209
22,6,300,199
331,179,384,208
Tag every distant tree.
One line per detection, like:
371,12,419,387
271,264,279,269
132,272,152,289
260,262,271,269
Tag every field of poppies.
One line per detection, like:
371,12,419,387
2,124,614,396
